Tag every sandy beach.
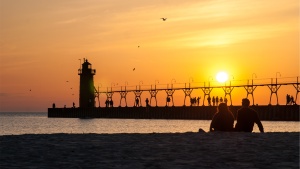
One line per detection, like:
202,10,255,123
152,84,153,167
0,132,299,169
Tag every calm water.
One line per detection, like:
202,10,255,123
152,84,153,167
0,112,299,135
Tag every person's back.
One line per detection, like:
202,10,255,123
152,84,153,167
235,98,264,132
210,103,234,132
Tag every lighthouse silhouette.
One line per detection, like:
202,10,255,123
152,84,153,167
78,58,96,108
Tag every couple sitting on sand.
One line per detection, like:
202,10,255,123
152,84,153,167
209,98,264,133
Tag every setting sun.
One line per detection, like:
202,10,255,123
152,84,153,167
216,72,228,83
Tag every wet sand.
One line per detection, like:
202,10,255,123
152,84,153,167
0,132,299,169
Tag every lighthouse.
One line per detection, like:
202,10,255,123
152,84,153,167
78,59,96,108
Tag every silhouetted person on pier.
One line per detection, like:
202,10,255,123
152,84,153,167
207,96,211,106
216,96,219,106
73,102,75,108
190,97,196,106
166,97,171,106
105,100,109,107
145,98,149,107
197,97,200,106
110,100,114,107
210,103,235,132
290,96,295,105
224,97,228,104
52,103,55,108
135,98,139,107
235,98,264,133
220,97,223,103
286,94,291,105
212,96,215,106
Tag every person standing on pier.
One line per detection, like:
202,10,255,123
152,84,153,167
224,97,228,105
235,98,264,133
135,98,140,107
286,94,291,105
145,98,149,107
220,97,223,103
207,96,211,106
197,97,200,106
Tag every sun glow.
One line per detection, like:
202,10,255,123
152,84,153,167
216,72,228,83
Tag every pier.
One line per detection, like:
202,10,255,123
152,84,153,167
48,105,299,121
48,59,299,121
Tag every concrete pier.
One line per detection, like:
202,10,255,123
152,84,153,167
48,105,299,121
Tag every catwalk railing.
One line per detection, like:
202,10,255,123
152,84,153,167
94,77,299,107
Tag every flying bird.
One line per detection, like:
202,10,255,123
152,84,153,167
161,18,167,21
133,68,135,71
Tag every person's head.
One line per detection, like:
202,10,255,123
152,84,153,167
218,103,228,112
242,98,250,107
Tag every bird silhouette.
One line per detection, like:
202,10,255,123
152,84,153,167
133,68,135,71
161,18,167,21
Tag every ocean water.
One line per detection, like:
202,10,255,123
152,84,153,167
0,112,299,135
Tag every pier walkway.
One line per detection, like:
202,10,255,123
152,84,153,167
95,77,299,107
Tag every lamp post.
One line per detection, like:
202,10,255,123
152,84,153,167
189,77,194,88
225,75,234,86
276,72,281,84
171,78,176,89
155,80,159,89
123,81,128,91
110,82,116,92
208,76,213,87
252,73,257,85
97,83,102,92
230,75,234,86
139,81,143,90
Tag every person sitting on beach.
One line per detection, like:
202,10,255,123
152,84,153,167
209,103,235,132
235,98,264,133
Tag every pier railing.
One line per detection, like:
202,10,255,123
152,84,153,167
94,77,299,107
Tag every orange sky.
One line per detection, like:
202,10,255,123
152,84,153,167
0,0,299,112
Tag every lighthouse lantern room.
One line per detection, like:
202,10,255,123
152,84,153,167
78,58,96,108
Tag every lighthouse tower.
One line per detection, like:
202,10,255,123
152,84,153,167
78,59,96,108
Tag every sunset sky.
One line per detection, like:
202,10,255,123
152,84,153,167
0,0,299,112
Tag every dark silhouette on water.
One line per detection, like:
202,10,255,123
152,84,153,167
235,98,264,133
160,18,167,21
210,103,235,132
